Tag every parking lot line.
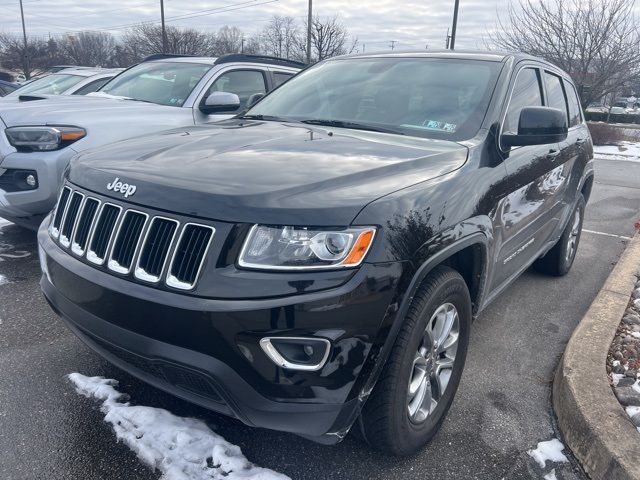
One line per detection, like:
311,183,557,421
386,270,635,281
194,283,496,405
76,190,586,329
582,229,633,241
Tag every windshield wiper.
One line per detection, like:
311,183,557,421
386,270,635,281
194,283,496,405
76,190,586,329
123,97,157,104
299,119,405,135
239,114,288,121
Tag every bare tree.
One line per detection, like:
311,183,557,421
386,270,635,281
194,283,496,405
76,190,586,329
60,32,116,67
259,15,298,58
0,33,60,78
212,26,244,55
491,0,640,107
122,24,217,60
292,15,358,63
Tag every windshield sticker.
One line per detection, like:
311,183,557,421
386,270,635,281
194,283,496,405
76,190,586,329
401,120,458,133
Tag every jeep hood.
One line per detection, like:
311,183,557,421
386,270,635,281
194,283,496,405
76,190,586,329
0,95,189,149
69,121,469,225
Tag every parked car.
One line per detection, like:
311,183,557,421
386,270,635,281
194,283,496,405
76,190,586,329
0,54,302,228
38,51,593,454
0,80,19,97
3,68,123,98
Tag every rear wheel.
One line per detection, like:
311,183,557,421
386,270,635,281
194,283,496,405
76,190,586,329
359,266,471,456
534,194,585,276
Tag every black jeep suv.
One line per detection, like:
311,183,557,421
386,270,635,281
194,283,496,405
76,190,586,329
39,51,593,455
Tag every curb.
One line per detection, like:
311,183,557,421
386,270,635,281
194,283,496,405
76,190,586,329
554,231,640,480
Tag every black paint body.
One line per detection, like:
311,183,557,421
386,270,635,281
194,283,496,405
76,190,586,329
39,51,594,443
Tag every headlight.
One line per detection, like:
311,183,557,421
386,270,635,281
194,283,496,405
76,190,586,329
238,225,376,270
5,126,86,151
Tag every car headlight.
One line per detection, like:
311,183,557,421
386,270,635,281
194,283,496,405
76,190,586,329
5,126,86,151
238,225,376,270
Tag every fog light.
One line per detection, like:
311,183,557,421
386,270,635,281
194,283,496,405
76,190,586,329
26,174,36,187
260,337,331,371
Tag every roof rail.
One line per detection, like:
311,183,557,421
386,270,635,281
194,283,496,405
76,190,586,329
214,54,306,69
142,53,197,62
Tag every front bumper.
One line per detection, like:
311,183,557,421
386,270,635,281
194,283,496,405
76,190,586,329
38,224,404,442
0,148,76,224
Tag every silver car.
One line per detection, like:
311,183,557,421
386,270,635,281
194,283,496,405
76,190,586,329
0,55,301,228
4,68,123,97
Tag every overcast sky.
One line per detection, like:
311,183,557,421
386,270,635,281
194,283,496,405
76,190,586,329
0,0,506,50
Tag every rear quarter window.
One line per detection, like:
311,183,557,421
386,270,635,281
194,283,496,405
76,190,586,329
565,81,583,127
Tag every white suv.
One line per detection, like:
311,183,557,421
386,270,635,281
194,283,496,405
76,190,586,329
0,54,302,229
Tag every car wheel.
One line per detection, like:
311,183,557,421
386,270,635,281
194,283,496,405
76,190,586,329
359,266,471,456
534,194,585,276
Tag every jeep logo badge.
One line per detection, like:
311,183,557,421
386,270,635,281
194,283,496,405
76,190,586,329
106,177,137,198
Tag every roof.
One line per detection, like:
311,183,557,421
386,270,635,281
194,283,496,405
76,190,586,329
335,49,557,67
144,54,304,69
147,56,218,65
58,67,124,77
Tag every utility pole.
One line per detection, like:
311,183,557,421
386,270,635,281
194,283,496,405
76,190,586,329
306,0,312,64
450,0,460,50
160,0,167,53
389,40,396,50
19,0,29,79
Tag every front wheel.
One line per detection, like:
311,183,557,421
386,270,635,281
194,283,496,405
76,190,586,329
534,194,585,276
359,266,471,456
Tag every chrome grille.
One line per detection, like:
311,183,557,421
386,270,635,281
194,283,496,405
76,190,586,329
49,185,214,290
59,192,83,247
135,217,179,283
108,210,148,274
71,198,100,256
50,186,71,238
87,204,121,265
167,224,215,290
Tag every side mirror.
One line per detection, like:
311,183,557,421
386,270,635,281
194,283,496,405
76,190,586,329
501,106,568,147
246,93,265,109
200,91,240,115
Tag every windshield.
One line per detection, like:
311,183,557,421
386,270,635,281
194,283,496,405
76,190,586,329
99,62,212,107
247,57,501,141
9,74,84,96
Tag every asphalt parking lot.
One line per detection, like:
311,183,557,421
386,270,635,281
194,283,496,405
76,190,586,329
1,156,639,480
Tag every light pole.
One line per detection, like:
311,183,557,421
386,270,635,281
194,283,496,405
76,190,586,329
450,0,460,50
160,0,167,53
306,0,312,64
19,0,29,79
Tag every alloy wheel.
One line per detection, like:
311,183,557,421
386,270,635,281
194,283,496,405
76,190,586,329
407,302,460,424
566,207,581,263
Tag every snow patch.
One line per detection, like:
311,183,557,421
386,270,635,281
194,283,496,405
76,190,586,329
0,218,10,228
612,373,626,386
594,142,640,162
633,381,640,394
527,438,569,469
632,332,640,339
627,406,640,433
543,469,557,480
0,274,8,286
68,373,290,480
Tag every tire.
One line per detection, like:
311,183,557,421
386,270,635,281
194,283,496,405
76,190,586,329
534,194,585,276
359,266,471,456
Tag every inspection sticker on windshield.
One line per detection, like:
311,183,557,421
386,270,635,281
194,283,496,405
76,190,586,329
424,120,457,132
401,120,457,133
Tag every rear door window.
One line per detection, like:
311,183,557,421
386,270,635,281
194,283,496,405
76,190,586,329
543,72,569,124
504,68,543,135
206,70,267,109
72,77,112,95
273,72,294,87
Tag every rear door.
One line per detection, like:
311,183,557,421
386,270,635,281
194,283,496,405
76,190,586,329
491,65,568,290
